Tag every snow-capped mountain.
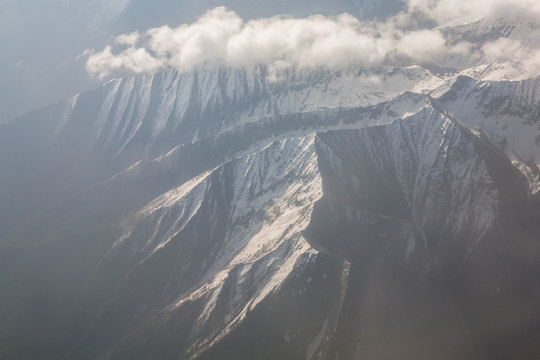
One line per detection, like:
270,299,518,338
1,13,540,360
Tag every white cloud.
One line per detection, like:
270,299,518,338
481,38,540,78
83,7,407,79
482,38,525,62
115,32,140,46
85,46,161,79
225,13,392,69
83,3,540,80
396,30,447,62
146,7,243,70
523,51,540,77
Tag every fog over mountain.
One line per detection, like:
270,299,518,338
1,1,540,360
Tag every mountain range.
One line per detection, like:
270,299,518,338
1,10,540,360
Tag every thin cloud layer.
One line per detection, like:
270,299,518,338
481,38,540,78
406,0,540,25
84,1,540,80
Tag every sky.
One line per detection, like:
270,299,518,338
1,0,539,123
0,0,125,123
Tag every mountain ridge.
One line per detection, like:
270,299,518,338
2,13,540,357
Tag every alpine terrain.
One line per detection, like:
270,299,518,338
1,6,540,360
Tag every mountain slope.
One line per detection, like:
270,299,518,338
1,56,540,359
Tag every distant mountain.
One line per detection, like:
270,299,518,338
1,13,540,360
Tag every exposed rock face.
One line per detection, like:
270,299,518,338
1,60,540,360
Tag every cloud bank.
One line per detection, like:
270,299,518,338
84,0,540,80
85,7,396,79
